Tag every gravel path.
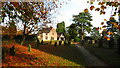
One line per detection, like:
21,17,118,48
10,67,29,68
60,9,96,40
75,44,108,66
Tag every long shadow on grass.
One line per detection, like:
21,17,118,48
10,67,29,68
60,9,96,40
14,38,86,66
31,44,86,66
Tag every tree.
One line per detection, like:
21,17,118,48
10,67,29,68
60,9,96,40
56,21,65,34
1,1,67,45
85,1,120,51
73,12,93,42
67,23,79,42
105,19,118,48
8,21,17,39
90,27,101,40
64,28,70,42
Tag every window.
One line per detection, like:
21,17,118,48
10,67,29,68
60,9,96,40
46,36,48,40
51,37,54,40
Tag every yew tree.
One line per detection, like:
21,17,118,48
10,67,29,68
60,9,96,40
56,21,65,34
73,12,93,41
90,27,101,40
67,23,79,42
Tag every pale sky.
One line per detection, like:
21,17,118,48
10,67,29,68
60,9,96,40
2,0,119,33
50,0,119,28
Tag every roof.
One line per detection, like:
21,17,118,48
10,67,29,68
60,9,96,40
38,27,53,34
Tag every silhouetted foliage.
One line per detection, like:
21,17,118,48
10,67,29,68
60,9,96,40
2,47,8,60
118,37,120,54
108,37,114,49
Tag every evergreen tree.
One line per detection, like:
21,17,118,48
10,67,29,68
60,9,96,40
73,12,93,43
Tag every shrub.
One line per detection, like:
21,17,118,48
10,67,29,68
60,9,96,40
2,47,7,60
14,35,23,44
26,35,37,42
2,35,10,40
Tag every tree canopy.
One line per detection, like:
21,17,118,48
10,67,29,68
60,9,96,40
73,12,93,40
56,21,65,34
1,1,68,45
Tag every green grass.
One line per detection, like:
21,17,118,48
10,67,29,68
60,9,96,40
84,43,120,66
35,44,86,66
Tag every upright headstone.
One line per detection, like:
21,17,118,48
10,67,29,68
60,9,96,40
10,46,16,56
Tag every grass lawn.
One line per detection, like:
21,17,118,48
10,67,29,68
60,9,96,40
2,40,86,67
83,43,120,66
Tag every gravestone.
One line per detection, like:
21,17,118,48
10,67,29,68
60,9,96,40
10,46,16,56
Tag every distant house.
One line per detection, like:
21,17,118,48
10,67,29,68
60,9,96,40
37,27,57,41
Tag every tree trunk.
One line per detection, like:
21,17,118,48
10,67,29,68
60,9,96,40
21,35,26,45
81,35,84,41
98,38,103,48
81,32,84,45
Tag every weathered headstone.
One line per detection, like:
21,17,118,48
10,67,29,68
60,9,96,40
41,40,43,44
28,44,31,52
59,41,62,45
37,38,40,48
54,42,57,46
10,46,16,56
